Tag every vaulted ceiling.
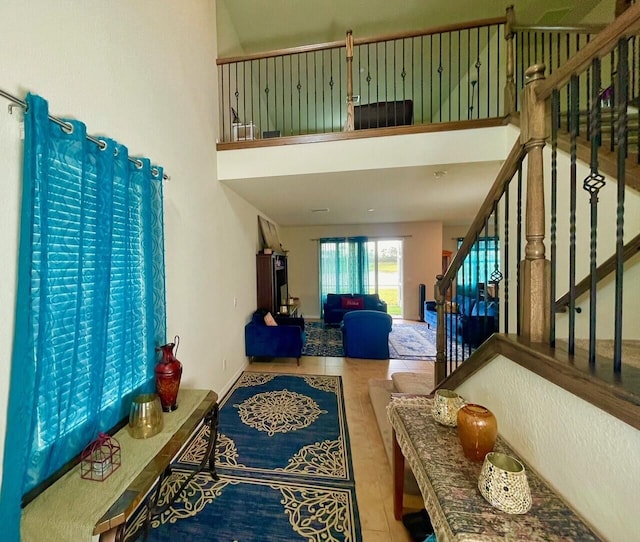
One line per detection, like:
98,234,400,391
216,0,613,227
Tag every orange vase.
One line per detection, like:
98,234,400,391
456,404,497,462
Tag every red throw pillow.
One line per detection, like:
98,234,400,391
341,296,364,309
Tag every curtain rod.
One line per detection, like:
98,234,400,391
0,88,170,181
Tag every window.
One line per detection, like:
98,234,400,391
456,236,499,298
4,94,166,502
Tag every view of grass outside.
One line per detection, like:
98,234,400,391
369,240,402,316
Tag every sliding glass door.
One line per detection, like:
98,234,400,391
367,239,403,317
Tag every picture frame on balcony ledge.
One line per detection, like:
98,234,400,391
232,122,256,141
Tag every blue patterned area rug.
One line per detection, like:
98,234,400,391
127,372,361,541
388,322,437,360
302,320,437,360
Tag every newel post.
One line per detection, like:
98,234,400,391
519,64,550,343
434,275,446,385
345,30,355,131
504,5,516,117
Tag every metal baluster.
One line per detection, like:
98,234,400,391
550,89,560,347
483,218,489,342
273,57,277,134
457,31,461,120
281,56,285,135
487,26,491,118
583,57,605,367
234,62,240,132
610,49,616,152
448,32,452,121
475,28,481,119
568,75,579,355
305,53,309,134
321,51,325,133
329,50,334,132
438,33,443,122
614,37,628,374
251,60,256,137
496,24,500,117
243,61,247,134
422,36,425,123
492,206,503,336
289,55,293,136
393,39,397,126
297,55,302,135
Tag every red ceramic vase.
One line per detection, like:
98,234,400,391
456,403,498,462
155,340,183,412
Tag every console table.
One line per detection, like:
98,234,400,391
388,396,601,541
21,389,218,541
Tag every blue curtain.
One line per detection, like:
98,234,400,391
0,94,166,540
456,236,499,297
319,237,370,308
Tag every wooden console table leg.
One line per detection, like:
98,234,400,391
392,428,405,521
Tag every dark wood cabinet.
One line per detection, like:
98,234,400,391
256,252,289,315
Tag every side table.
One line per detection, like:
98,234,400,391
388,396,600,541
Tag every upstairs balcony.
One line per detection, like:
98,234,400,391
215,7,627,150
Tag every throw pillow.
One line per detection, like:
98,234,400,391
264,312,278,326
341,296,364,309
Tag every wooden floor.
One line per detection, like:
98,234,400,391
246,354,434,542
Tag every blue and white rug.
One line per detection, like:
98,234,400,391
302,321,437,360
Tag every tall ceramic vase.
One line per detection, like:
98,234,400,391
155,337,183,412
457,403,497,462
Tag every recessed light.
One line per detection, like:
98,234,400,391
367,208,375,212
311,208,330,213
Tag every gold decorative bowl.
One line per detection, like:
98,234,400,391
128,394,164,439
478,452,532,514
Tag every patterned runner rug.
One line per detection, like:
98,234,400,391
302,321,437,360
127,372,361,541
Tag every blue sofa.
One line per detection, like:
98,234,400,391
245,310,306,364
424,295,497,347
341,310,393,359
323,293,387,325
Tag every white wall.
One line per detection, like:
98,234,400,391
0,0,261,492
281,221,442,320
456,356,640,541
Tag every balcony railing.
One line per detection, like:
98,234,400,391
217,16,507,143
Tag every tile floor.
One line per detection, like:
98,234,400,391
246,354,435,542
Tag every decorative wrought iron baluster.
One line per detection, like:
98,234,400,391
251,60,256,136
313,51,318,132
393,39,397,126
457,31,461,121
614,37,629,374
475,28,481,119
289,55,293,136
297,55,302,135
273,57,277,133
235,62,240,130
329,50,334,133
431,34,435,123
491,207,503,335
305,53,309,134
583,57,605,366
478,26,491,118
568,75,579,355
421,36,425,123
550,89,559,347
448,32,452,121
320,51,325,133
610,49,616,152
264,59,270,132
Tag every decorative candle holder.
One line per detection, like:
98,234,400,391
80,433,121,481
431,389,465,426
478,452,532,514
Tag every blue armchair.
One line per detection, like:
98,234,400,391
341,310,393,359
245,310,306,365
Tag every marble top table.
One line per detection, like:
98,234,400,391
387,396,601,541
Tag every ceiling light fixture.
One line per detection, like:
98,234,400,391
367,208,375,212
311,208,330,213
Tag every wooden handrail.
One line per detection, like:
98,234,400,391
512,24,606,33
555,231,640,312
536,3,640,101
439,138,526,292
217,16,506,66
352,16,506,46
